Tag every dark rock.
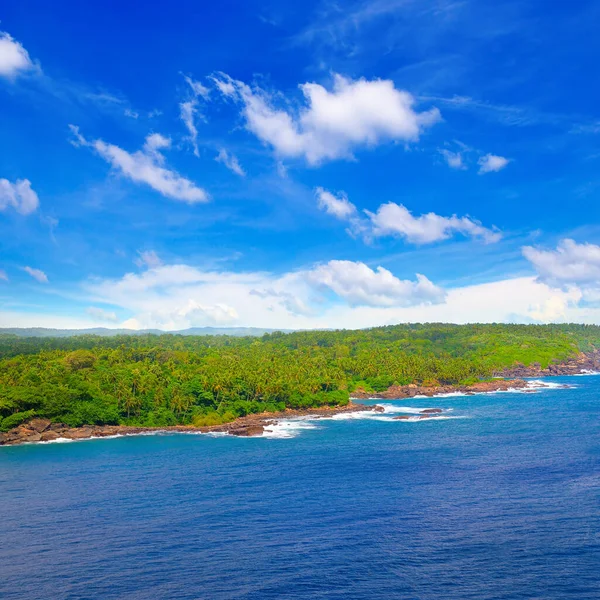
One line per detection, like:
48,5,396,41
228,425,264,437
420,408,443,414
28,418,51,433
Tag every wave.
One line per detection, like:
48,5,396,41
395,415,468,422
573,370,600,376
330,411,397,422
378,405,452,414
261,420,320,439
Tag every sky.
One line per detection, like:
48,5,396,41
1,0,600,331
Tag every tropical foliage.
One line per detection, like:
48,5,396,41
0,323,598,431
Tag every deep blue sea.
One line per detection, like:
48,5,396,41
1,376,600,600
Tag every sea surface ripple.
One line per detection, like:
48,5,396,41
1,375,599,599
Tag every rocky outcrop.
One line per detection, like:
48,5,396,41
394,414,438,421
0,402,380,446
497,351,600,378
351,378,529,400
227,425,266,437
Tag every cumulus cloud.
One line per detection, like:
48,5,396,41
84,256,444,329
215,148,245,176
478,153,510,174
523,239,600,286
304,260,446,307
69,126,209,203
0,32,35,78
22,266,48,283
86,307,119,323
366,202,502,244
7,273,599,330
212,73,441,165
249,288,313,316
0,178,40,215
316,187,357,219
315,187,501,245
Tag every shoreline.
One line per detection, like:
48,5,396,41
0,402,383,446
0,367,583,447
350,378,532,400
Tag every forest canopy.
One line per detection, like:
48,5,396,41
1,323,598,431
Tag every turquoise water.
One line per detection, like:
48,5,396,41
1,376,599,599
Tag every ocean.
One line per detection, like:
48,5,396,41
1,376,599,599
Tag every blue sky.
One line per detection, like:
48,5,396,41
1,0,600,330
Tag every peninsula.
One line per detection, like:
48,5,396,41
1,323,599,445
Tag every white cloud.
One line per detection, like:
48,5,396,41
0,270,7,282
249,288,313,316
315,187,500,245
179,75,210,157
180,101,200,156
22,266,48,283
215,149,245,176
0,32,35,78
523,239,600,286
305,260,445,307
210,74,236,97
212,73,441,165
478,153,510,174
0,179,40,215
69,126,209,203
439,148,466,170
367,202,502,244
135,250,163,269
6,271,599,330
86,307,119,323
184,75,210,100
84,257,444,329
316,187,357,219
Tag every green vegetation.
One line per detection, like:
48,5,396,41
0,323,598,430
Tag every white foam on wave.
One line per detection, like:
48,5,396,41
378,405,452,414
525,379,574,391
395,415,468,423
574,370,600,376
330,411,397,422
413,391,469,399
38,437,76,444
261,420,320,439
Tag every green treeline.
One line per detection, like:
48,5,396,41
1,323,599,431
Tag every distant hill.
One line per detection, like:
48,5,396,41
0,327,291,338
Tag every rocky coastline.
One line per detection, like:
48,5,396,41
2,352,594,447
350,377,531,400
0,402,383,447
495,351,600,378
